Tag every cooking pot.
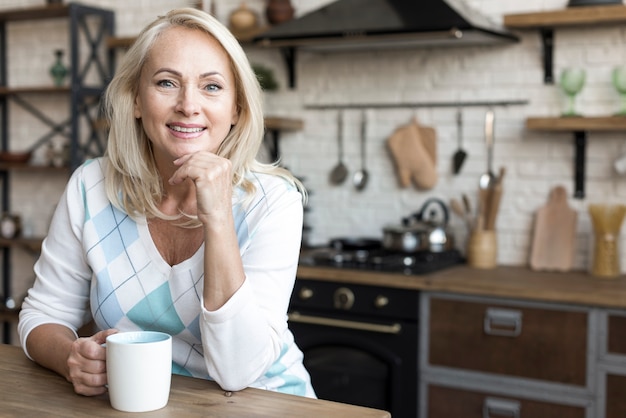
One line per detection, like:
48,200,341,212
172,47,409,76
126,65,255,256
382,198,454,253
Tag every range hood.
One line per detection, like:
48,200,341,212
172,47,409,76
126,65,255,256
254,0,519,50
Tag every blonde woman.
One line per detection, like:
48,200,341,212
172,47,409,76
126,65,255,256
18,8,314,398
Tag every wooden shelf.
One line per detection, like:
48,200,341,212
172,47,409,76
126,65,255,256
0,4,69,22
525,115,626,199
0,237,43,252
0,162,68,172
504,5,626,84
526,116,626,132
265,116,303,132
504,4,626,28
0,86,70,95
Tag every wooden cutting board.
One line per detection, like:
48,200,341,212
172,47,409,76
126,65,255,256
529,185,578,272
386,119,437,189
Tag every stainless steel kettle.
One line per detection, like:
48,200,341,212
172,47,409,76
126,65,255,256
382,198,454,253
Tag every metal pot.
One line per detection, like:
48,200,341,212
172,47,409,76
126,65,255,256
382,198,454,253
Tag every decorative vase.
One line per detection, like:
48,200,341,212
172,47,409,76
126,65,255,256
266,0,294,25
49,49,68,87
229,2,259,34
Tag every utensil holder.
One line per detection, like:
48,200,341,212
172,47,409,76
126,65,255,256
467,230,497,269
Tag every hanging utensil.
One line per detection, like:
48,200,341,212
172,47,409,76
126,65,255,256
353,111,369,191
479,109,496,190
452,108,467,175
329,110,348,185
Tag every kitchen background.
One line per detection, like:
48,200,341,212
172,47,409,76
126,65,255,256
1,0,626,311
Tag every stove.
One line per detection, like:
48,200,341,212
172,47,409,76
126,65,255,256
299,240,464,275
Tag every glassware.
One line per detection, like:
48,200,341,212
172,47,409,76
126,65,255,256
49,49,68,87
612,66,626,116
588,204,626,278
559,68,586,116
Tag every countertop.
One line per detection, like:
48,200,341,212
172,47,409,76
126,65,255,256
297,264,626,309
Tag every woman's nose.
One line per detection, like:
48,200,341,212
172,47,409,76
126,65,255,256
175,87,200,116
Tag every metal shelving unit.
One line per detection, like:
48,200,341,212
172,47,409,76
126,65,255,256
0,3,114,343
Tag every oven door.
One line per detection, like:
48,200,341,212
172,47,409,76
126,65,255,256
289,311,418,418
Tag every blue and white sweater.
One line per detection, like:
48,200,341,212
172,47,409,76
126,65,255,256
18,157,315,397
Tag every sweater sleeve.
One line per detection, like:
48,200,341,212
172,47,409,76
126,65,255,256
18,165,93,357
199,178,303,391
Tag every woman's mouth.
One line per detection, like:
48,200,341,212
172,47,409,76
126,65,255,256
168,124,205,134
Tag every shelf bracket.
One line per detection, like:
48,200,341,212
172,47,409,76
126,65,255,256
264,128,281,164
573,130,586,199
540,28,554,84
280,47,296,89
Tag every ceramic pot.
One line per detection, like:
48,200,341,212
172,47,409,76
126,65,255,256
266,0,294,25
229,3,258,33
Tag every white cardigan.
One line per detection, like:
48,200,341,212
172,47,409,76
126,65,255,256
18,157,315,397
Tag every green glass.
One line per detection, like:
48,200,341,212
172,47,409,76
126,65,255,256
559,68,586,117
612,66,626,116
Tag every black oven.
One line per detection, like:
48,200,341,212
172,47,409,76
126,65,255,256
292,242,463,417
289,279,419,418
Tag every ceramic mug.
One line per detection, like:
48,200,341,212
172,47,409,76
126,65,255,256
106,331,172,412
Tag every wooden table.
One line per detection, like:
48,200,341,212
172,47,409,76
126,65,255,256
0,344,390,417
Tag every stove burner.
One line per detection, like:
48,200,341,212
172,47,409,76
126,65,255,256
301,246,464,275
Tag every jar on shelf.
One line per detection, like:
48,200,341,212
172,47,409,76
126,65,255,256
0,213,21,239
266,0,294,25
49,49,68,87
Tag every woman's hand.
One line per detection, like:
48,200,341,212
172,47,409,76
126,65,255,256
66,329,118,396
169,152,234,224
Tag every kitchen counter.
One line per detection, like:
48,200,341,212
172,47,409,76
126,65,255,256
297,264,626,309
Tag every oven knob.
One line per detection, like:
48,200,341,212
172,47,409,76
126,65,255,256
299,287,314,301
374,295,389,309
333,287,354,310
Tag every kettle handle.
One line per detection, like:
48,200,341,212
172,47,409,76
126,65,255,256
416,198,450,226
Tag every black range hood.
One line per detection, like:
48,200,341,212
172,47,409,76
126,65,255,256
254,0,519,50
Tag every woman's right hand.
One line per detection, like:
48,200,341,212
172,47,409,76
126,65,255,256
66,328,118,396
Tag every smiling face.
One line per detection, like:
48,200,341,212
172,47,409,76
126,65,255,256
133,26,239,167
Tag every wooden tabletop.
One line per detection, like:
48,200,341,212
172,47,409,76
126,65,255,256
297,264,626,309
0,344,390,417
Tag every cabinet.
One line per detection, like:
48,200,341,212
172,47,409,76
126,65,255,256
419,292,594,417
0,4,114,343
597,310,626,418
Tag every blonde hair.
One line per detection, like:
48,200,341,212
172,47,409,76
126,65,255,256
103,8,304,224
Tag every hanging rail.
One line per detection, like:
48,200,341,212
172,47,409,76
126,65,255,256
303,99,528,110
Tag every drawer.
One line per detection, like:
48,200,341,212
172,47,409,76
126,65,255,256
605,373,626,418
426,384,586,418
608,313,626,356
428,296,588,385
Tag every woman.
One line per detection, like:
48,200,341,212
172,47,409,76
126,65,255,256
18,8,314,399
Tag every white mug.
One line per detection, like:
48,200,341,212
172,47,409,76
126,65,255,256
106,331,172,412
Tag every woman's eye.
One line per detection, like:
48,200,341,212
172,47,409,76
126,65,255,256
204,83,221,92
157,79,175,88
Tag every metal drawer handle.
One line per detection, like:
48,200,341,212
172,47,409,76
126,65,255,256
483,397,520,418
483,308,522,337
288,311,402,334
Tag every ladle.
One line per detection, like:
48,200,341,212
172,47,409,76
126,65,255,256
353,112,369,191
329,111,348,185
479,109,496,190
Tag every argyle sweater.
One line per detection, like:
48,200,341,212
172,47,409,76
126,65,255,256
18,158,315,397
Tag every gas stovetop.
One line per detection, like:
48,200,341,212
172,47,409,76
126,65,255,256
299,245,464,275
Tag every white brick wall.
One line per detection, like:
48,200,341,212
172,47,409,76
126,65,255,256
1,0,625,297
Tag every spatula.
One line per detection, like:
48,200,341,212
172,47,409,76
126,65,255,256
452,108,467,174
